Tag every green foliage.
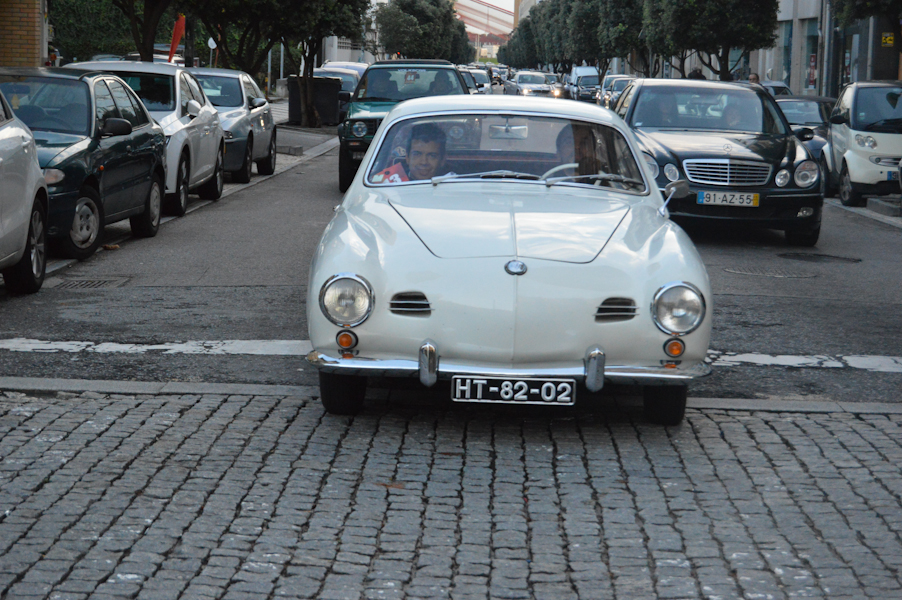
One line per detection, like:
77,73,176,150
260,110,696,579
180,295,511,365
375,0,470,61
51,0,134,62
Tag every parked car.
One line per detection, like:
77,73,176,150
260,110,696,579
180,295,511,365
458,68,480,94
307,95,712,424
598,75,635,107
0,67,167,260
336,59,468,192
468,69,493,94
0,88,47,293
190,67,276,184
775,95,836,192
614,78,823,246
321,61,369,79
503,71,554,96
68,61,225,215
824,80,902,206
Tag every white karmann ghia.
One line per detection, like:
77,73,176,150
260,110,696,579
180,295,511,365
307,96,712,424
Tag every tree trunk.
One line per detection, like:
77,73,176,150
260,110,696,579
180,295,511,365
302,39,322,129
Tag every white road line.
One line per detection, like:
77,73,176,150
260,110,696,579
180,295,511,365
0,338,900,373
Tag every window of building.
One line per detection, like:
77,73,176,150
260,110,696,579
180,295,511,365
780,21,793,85
804,19,819,90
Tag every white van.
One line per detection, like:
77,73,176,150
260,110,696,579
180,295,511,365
566,66,600,102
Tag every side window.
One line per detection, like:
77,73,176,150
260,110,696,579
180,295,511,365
615,85,636,118
123,86,150,126
242,76,258,103
834,88,850,118
186,75,205,106
107,80,147,128
0,95,9,122
179,73,192,116
94,81,120,127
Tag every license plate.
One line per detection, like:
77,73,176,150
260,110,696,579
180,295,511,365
697,191,759,206
888,171,900,181
451,377,576,405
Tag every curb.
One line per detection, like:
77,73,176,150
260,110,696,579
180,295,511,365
826,197,902,230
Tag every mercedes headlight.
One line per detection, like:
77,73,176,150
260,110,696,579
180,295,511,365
775,169,790,187
794,160,819,187
663,163,679,182
652,283,706,335
319,274,373,327
643,154,659,179
351,121,367,138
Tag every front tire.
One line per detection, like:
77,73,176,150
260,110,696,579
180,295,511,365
256,130,277,176
166,153,190,216
130,174,162,238
819,154,836,197
2,197,46,294
232,138,252,184
338,145,356,193
58,187,104,260
198,145,224,200
839,164,865,207
643,385,688,426
785,225,820,247
319,371,366,415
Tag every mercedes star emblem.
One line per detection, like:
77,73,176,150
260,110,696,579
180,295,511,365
505,260,527,275
723,144,733,153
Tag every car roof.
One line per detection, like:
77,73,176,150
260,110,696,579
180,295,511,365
635,79,761,92
383,94,620,125
776,95,836,103
187,67,248,78
0,66,101,81
850,80,902,88
373,59,452,66
65,60,186,75
314,67,358,76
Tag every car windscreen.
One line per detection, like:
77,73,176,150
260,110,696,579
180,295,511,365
365,114,646,194
578,76,599,87
518,74,546,84
630,87,788,134
0,76,91,135
777,99,827,125
471,71,490,84
112,72,175,111
314,70,357,92
853,87,902,133
354,68,465,101
194,74,243,107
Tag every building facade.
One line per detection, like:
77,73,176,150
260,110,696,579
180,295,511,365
0,0,47,67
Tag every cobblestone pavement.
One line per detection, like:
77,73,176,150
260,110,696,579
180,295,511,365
2,389,902,600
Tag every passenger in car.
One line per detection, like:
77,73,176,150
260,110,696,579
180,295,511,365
406,122,450,180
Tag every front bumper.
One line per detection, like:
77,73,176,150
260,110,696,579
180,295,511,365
666,188,823,230
341,137,371,161
845,150,901,190
46,189,81,238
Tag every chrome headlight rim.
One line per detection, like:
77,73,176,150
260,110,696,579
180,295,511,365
351,121,367,138
775,168,791,187
318,273,375,327
794,159,819,187
663,163,679,182
651,281,707,336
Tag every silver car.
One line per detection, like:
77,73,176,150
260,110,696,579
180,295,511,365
191,68,277,183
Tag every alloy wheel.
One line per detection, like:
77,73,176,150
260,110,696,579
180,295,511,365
71,197,100,249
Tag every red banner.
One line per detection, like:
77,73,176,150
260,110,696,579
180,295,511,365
169,15,185,63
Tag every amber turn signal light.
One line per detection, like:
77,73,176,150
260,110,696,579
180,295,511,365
664,338,685,358
336,330,358,350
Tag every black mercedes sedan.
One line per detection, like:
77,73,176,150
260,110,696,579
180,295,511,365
613,79,823,246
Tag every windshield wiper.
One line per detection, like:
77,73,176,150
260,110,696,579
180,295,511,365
431,170,541,185
545,173,645,188
359,96,393,102
864,118,902,131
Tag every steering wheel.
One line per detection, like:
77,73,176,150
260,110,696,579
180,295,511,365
541,163,579,179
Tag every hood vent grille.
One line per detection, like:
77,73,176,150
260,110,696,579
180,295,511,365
595,298,638,322
390,292,431,316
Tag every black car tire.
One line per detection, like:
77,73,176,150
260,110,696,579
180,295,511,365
232,137,252,183
785,225,820,247
256,130,277,176
2,197,46,294
130,174,163,238
166,153,190,216
198,145,225,201
58,187,104,261
339,145,356,192
643,385,687,426
819,153,836,198
839,164,865,207
319,371,366,415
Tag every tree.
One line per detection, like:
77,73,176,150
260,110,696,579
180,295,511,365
51,0,134,62
450,19,475,64
110,0,174,61
597,0,656,76
183,0,281,75
375,0,460,60
690,0,779,80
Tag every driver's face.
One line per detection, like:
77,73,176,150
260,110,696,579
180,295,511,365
408,139,443,180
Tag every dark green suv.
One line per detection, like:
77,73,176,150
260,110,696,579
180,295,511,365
337,60,467,191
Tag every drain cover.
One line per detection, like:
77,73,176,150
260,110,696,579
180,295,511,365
778,253,862,263
724,267,817,278
50,277,129,290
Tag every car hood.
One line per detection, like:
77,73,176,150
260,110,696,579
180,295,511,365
635,129,794,164
150,110,180,133
521,84,551,91
216,106,246,124
32,130,91,167
348,101,396,120
385,184,631,263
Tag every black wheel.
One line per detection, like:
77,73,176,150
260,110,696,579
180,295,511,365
338,145,356,193
819,154,836,198
839,164,865,207
256,130,277,176
130,174,163,238
643,385,688,426
198,145,224,200
785,225,820,247
58,187,104,260
232,138,252,183
166,153,190,216
318,371,366,415
2,197,46,294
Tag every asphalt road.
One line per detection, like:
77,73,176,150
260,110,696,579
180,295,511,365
0,145,900,402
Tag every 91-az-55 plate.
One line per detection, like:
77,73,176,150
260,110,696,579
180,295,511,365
451,377,576,405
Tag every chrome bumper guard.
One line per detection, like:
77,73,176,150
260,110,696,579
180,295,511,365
307,342,711,387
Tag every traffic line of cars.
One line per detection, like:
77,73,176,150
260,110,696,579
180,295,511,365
0,62,277,294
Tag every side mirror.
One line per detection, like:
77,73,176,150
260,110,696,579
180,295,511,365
186,99,201,118
102,117,132,137
793,127,815,141
338,90,351,103
829,113,848,125
664,179,690,198
249,97,267,109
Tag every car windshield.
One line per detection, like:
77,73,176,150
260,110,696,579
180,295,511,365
0,76,91,135
778,99,829,125
612,79,630,92
518,74,546,84
193,74,242,107
111,72,175,111
471,71,490,84
578,76,599,87
355,68,465,101
630,87,788,134
366,114,646,194
854,87,902,133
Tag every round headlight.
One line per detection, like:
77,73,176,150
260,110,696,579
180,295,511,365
319,275,373,327
643,154,660,179
794,160,819,187
652,283,706,335
351,121,367,138
663,163,679,182
775,169,790,187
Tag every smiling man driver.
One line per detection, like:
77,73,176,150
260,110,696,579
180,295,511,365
406,123,449,180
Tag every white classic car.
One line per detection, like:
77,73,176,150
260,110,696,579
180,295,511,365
307,96,712,424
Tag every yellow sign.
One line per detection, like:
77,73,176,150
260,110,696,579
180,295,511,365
882,33,894,47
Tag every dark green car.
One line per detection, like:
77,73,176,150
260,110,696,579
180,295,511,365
337,60,468,191
0,68,166,260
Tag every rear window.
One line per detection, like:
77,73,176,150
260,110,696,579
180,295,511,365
778,99,829,125
355,68,464,102
113,72,175,111
194,74,243,107
578,76,599,87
